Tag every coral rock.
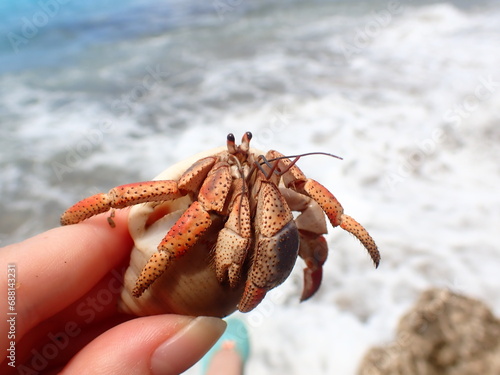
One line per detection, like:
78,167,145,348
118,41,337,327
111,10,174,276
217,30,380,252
359,288,500,375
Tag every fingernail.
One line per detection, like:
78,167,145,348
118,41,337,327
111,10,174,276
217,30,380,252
151,316,227,375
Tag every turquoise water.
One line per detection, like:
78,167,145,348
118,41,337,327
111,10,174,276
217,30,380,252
1,0,494,73
0,0,220,72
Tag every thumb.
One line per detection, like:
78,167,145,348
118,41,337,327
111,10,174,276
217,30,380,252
61,315,226,375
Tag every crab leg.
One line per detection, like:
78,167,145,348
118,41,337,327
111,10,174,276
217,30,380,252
60,181,183,225
132,200,213,297
298,181,380,267
268,150,380,268
133,161,233,297
60,156,219,227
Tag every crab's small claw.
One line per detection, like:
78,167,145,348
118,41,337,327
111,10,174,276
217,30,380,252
277,186,329,301
298,231,328,301
214,179,252,288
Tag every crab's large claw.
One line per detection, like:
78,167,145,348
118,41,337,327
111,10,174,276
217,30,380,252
237,180,300,312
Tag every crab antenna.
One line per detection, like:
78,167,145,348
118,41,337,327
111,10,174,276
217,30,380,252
255,151,343,180
240,131,252,152
266,152,343,163
227,133,237,154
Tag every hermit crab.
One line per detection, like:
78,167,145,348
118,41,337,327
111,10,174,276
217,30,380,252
61,132,380,317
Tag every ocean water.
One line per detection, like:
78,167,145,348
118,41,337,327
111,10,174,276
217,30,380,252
1,0,500,374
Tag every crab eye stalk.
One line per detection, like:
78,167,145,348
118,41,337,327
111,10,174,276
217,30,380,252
240,131,252,152
227,133,237,153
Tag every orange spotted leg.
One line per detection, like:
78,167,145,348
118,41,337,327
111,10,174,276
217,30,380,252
132,201,213,297
60,181,183,226
300,180,380,267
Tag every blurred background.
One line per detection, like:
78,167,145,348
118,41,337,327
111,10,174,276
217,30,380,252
1,0,499,373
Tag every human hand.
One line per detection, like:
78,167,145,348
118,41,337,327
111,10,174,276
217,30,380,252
0,211,226,374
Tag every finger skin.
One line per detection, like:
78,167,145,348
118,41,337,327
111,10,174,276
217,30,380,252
10,267,135,371
60,315,226,375
0,211,133,362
